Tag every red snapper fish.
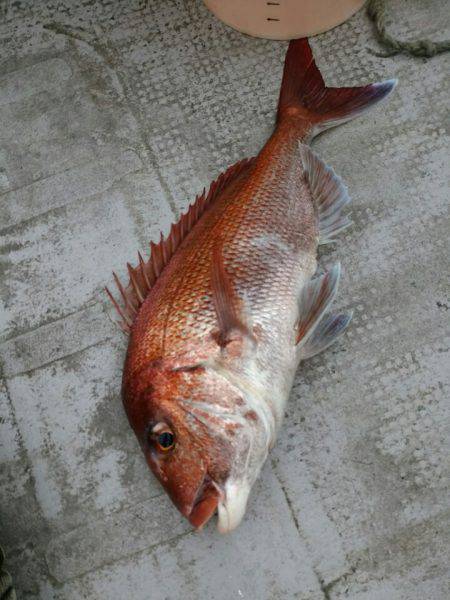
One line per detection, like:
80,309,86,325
107,39,396,532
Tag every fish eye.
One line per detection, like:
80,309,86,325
149,423,175,452
157,431,175,451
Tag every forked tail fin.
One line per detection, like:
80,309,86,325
277,38,397,138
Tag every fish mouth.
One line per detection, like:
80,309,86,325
187,475,223,530
187,477,252,533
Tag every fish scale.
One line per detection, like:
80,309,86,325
107,38,396,533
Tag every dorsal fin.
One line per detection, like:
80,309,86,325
299,144,352,244
106,157,255,332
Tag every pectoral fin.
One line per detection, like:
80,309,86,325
211,244,253,347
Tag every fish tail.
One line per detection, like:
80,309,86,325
276,38,397,138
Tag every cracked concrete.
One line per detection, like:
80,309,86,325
0,1,449,598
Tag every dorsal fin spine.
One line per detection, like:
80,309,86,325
138,252,151,290
145,250,156,286
150,241,161,277
171,223,180,252
127,263,144,303
104,286,132,330
113,272,137,315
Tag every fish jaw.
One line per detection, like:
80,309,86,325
187,476,224,529
217,479,251,534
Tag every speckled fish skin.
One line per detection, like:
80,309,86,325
112,39,396,533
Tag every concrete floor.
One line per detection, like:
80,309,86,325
0,1,449,598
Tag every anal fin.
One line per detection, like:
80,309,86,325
300,144,352,244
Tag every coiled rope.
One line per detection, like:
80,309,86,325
367,0,450,57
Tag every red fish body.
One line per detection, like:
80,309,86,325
108,39,396,532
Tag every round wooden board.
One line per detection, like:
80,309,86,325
204,0,365,40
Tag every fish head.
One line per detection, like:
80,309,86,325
123,357,263,532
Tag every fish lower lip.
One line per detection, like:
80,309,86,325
217,480,251,534
188,476,223,530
